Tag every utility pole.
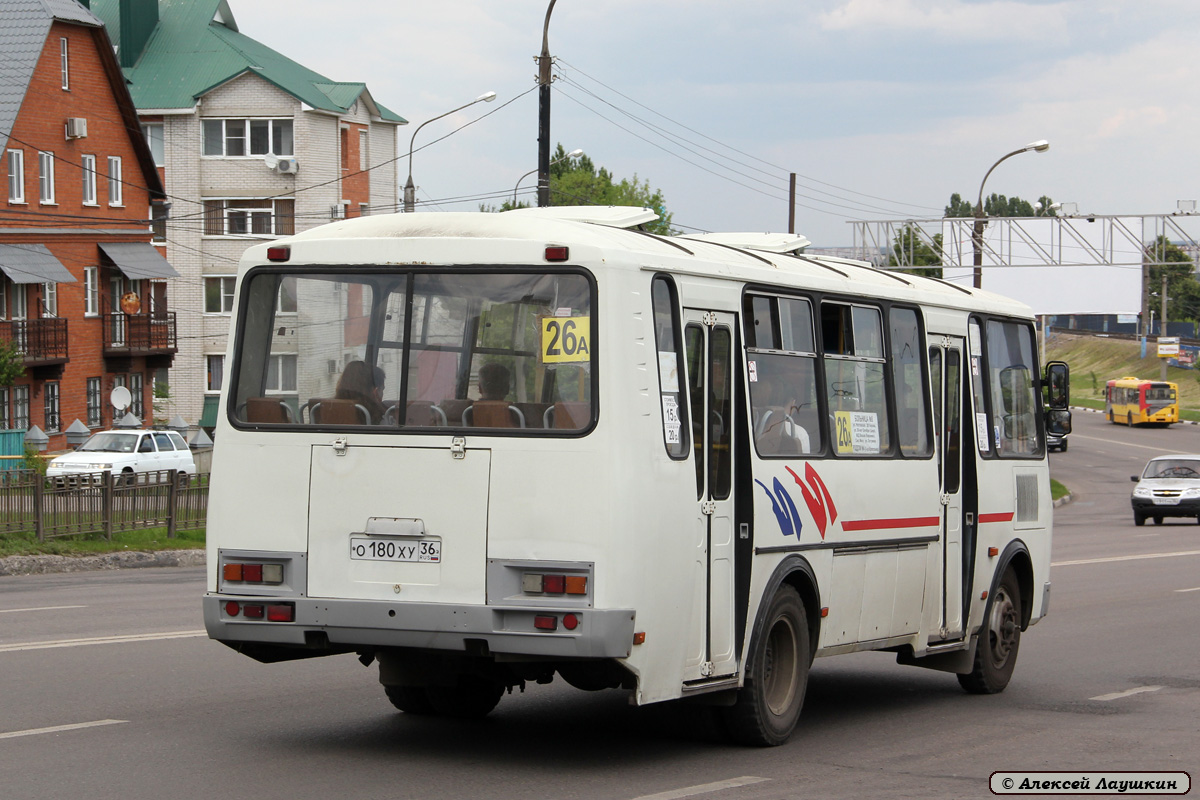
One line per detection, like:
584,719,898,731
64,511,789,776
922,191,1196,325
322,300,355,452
1161,274,1169,381
536,0,557,208
788,173,796,234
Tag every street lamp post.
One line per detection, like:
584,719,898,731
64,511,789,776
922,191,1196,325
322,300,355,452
972,139,1049,288
403,91,497,213
536,0,558,207
514,148,582,207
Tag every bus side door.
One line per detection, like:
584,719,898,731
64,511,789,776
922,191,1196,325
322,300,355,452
930,338,965,639
682,310,737,680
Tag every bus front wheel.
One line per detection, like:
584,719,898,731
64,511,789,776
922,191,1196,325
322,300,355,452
958,567,1021,694
722,585,810,747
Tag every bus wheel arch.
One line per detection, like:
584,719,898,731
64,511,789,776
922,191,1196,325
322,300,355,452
722,557,820,746
958,542,1032,694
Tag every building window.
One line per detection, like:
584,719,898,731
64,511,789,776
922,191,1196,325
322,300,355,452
265,354,297,394
358,129,368,171
107,156,123,206
6,149,24,203
38,152,54,203
81,154,97,205
277,276,297,314
11,283,26,319
204,276,236,314
86,377,102,427
84,266,98,316
340,128,349,170
206,355,224,393
12,385,29,430
60,38,69,90
202,119,293,156
141,123,164,166
0,387,8,429
203,199,294,236
359,203,369,217
129,372,144,419
151,202,168,242
41,282,57,317
43,382,60,432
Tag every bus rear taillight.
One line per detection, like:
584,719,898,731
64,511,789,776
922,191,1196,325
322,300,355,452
223,601,293,622
222,561,284,585
522,573,587,595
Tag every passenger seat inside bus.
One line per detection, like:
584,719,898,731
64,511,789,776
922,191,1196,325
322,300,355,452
464,401,526,428
544,401,590,430
311,399,370,425
242,397,296,424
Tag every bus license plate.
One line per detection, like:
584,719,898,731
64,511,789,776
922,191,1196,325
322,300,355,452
349,536,441,563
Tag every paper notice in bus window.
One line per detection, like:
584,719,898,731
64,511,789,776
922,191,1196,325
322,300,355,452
976,412,991,451
748,360,758,383
540,316,591,364
834,411,880,454
662,394,681,444
659,351,679,392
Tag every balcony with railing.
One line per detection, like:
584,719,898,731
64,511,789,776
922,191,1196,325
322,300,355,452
0,318,69,366
103,312,177,357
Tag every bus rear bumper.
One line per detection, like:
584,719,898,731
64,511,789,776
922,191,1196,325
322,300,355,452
202,595,636,660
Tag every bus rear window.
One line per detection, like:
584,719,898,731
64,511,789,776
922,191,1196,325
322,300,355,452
230,269,594,433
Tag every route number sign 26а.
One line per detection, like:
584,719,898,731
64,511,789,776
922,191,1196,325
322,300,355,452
541,316,592,364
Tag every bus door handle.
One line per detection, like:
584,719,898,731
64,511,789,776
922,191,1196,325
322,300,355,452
965,512,975,527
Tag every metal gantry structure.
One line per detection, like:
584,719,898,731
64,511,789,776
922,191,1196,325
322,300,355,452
852,213,1200,272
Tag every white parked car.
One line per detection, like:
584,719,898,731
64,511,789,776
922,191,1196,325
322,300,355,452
46,429,196,486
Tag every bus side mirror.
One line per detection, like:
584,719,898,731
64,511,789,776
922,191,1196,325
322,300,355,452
1045,361,1069,409
1046,408,1072,436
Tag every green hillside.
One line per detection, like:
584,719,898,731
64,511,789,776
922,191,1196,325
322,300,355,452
1044,331,1200,413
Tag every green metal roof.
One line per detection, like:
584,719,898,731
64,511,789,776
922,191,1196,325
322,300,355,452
90,0,405,123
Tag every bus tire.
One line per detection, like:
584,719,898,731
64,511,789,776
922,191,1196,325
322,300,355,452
426,677,503,719
721,585,810,747
384,685,435,715
958,567,1021,695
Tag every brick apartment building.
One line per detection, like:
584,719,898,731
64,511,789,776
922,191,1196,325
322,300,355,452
89,0,406,429
0,0,177,450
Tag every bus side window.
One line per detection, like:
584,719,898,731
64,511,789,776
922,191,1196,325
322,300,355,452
651,276,689,458
890,307,931,456
745,293,822,457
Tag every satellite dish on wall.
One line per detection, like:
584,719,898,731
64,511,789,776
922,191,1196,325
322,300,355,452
111,386,132,412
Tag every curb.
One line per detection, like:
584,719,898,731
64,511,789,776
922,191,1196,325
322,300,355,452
0,549,205,577
1054,493,1072,508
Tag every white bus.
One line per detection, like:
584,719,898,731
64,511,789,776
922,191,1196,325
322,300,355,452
203,207,1071,746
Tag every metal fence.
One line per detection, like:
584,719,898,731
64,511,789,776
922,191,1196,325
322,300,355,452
0,469,208,541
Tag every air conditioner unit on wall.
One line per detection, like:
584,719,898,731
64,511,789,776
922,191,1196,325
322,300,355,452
276,158,299,174
65,118,87,139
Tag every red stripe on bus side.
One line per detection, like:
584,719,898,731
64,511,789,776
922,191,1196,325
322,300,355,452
840,516,941,532
978,512,1015,524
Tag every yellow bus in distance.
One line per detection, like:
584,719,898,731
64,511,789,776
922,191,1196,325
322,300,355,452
1105,377,1178,426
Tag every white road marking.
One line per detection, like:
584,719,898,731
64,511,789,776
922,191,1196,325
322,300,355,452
1175,587,1200,593
1090,686,1163,702
1068,433,1191,454
1052,549,1200,567
631,777,771,800
0,605,87,614
0,719,127,740
0,630,206,653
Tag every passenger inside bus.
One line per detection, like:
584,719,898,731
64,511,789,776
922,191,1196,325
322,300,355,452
465,363,525,428
331,360,386,424
750,358,816,456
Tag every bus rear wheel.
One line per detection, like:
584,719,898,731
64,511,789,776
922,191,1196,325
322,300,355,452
426,677,503,719
958,567,1021,694
384,685,435,715
722,585,810,746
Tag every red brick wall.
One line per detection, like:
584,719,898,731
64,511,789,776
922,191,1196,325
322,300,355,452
342,122,370,216
0,22,165,449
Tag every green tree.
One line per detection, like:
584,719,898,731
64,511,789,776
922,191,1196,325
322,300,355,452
1146,235,1200,323
944,192,1055,218
0,338,25,388
888,224,943,278
488,144,675,235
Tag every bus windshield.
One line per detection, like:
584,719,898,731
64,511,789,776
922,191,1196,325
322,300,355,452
230,269,594,432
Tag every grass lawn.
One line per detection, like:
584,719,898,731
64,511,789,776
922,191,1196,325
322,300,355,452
0,527,204,559
1051,479,1070,501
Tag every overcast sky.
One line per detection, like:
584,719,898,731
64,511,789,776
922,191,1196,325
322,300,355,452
232,0,1200,247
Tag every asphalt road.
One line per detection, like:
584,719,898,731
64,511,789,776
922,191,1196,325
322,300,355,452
1,410,1197,800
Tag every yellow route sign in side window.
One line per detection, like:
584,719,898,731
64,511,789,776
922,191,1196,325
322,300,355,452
541,316,591,364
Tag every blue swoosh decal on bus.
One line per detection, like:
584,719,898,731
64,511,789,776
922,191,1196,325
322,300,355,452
755,477,803,539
